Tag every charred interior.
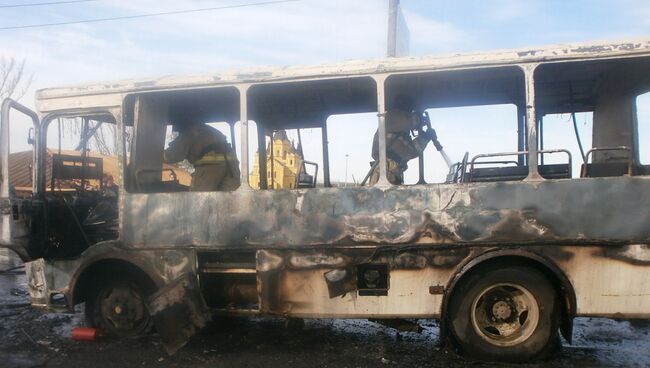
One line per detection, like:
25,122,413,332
36,114,121,260
198,251,258,310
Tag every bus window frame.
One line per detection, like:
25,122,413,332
40,110,121,195
245,76,379,190
375,64,539,184
122,86,242,193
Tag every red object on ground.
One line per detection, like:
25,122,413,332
71,327,102,341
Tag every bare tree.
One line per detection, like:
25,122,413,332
63,117,126,156
1,57,122,157
0,56,32,101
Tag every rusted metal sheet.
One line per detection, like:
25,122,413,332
147,273,211,355
24,243,196,312
24,259,47,307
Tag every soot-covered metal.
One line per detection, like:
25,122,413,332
122,178,650,249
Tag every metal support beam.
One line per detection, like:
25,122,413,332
238,85,252,190
523,65,541,180
229,122,237,155
374,75,390,187
257,126,267,190
537,117,544,165
517,104,526,166
322,122,331,187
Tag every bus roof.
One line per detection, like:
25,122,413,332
35,38,650,114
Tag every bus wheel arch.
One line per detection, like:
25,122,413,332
441,251,576,354
71,258,160,336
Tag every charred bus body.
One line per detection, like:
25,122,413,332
2,39,650,361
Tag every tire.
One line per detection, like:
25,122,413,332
85,278,152,337
447,264,560,362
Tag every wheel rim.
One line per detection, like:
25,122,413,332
98,283,148,334
470,283,539,347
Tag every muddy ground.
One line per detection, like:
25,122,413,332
2,262,650,368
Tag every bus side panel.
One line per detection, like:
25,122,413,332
256,249,468,318
122,178,650,251
552,245,650,318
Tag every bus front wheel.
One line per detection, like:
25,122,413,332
447,265,559,362
85,278,152,337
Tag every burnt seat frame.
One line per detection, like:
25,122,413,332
466,149,572,183
296,160,319,189
580,146,634,178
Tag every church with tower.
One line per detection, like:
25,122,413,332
249,130,303,189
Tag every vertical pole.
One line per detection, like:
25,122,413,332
257,127,267,190
297,128,305,188
537,117,544,165
113,118,118,160
517,104,525,166
375,75,390,186
229,122,237,154
387,0,399,57
0,101,10,199
114,108,125,239
239,85,252,190
270,131,275,189
80,117,88,192
322,122,331,187
524,65,541,180
417,136,425,184
53,118,61,190
297,129,304,157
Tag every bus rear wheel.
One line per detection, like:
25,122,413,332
447,265,559,362
85,279,152,337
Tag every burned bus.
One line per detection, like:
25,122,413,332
2,38,650,361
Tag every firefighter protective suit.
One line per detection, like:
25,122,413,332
368,110,433,185
164,124,241,191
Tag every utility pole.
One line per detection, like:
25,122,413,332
387,0,399,57
387,0,409,57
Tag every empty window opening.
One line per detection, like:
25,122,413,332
415,104,519,184
535,57,650,178
326,113,377,187
385,66,527,185
248,76,377,189
537,112,593,178
124,87,241,193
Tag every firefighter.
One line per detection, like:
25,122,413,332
368,95,439,185
164,120,241,191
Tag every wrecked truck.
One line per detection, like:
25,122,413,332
2,38,650,362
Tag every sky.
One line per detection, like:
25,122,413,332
1,0,649,185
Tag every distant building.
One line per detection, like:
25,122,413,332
250,130,302,189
